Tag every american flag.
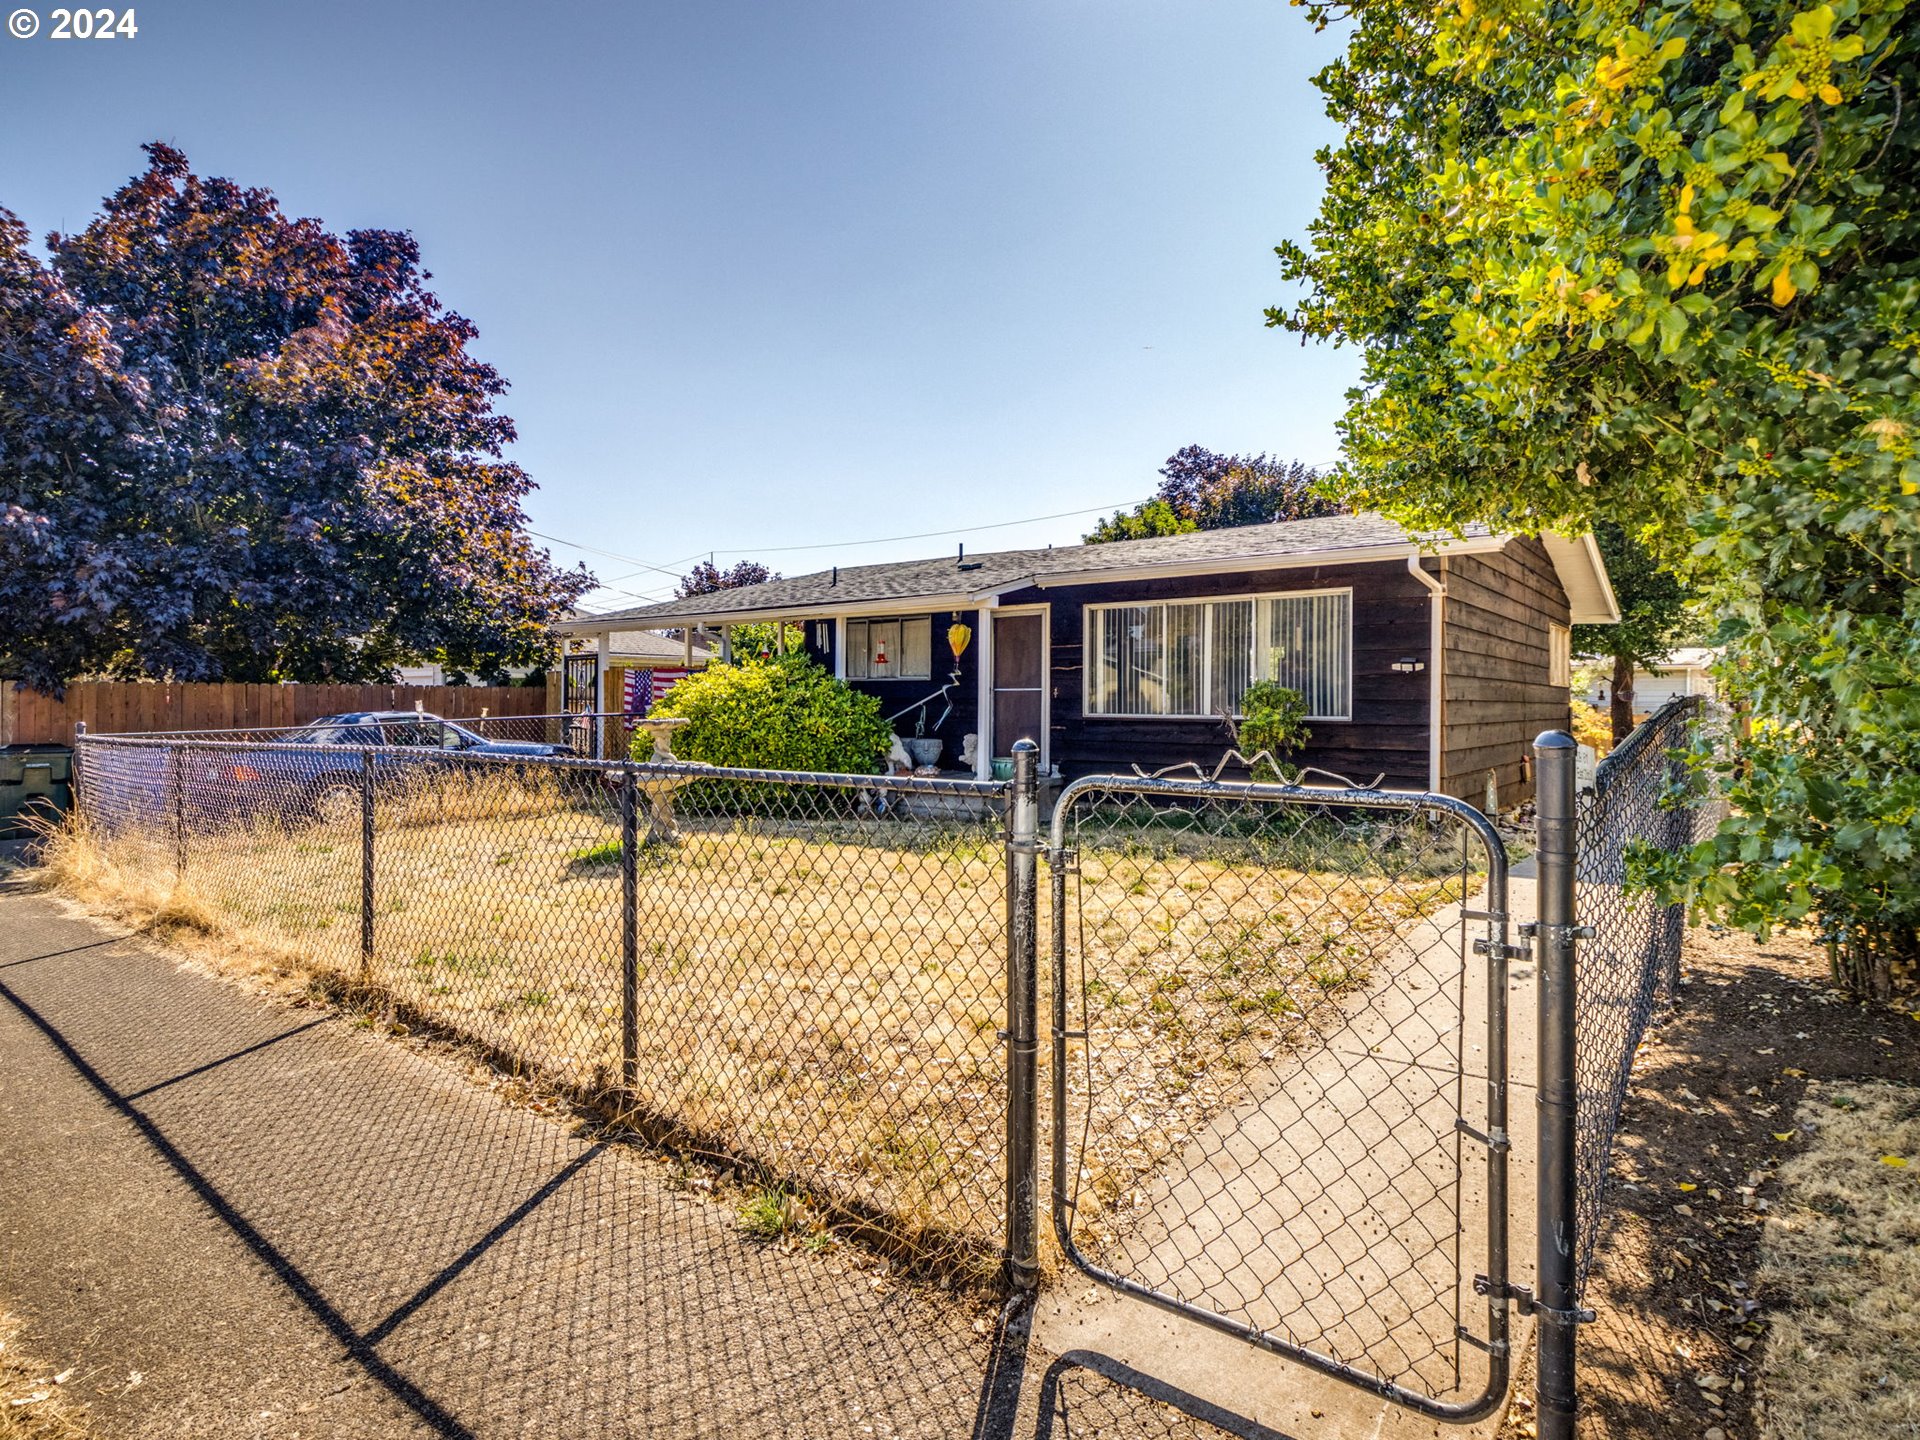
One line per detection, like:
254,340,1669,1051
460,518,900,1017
624,667,692,716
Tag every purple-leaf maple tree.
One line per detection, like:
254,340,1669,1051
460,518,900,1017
0,143,593,691
1085,445,1339,543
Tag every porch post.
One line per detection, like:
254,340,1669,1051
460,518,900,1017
595,629,611,760
974,604,994,780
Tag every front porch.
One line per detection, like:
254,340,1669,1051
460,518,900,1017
557,601,1055,783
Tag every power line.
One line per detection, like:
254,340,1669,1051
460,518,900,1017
532,496,1148,582
711,499,1145,555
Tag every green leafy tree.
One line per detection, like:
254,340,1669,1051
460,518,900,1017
1273,0,1918,994
1574,523,1696,742
0,145,592,691
1087,446,1337,542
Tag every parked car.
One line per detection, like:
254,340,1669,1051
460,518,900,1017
188,712,575,824
280,712,575,758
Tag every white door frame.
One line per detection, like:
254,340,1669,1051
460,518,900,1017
986,604,1051,774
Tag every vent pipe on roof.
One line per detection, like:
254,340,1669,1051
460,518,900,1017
958,543,965,565
832,566,838,586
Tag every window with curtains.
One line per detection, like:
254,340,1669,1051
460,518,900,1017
1085,590,1352,720
844,617,933,680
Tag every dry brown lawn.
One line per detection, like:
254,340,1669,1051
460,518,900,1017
42,769,1473,1273
0,1313,90,1440
1756,1080,1920,1439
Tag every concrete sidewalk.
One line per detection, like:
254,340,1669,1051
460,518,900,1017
0,881,1366,1439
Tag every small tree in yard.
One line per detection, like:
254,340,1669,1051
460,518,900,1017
1227,682,1313,782
644,653,891,775
1574,523,1696,743
0,144,592,692
1274,0,1919,996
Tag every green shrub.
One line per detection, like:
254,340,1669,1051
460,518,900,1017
1232,682,1312,782
642,653,891,775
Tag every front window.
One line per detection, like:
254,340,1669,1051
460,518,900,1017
845,616,933,680
1086,590,1352,720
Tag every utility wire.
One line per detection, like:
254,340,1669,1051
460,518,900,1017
531,496,1147,582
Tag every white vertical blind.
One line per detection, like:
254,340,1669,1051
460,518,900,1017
1262,590,1350,720
1086,589,1351,720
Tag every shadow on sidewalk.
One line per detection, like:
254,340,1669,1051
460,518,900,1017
0,917,1285,1439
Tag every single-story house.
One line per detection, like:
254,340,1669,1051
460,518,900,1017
556,514,1618,808
1583,646,1717,715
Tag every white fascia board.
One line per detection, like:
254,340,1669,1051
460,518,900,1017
559,592,996,633
1539,531,1622,625
1026,537,1507,591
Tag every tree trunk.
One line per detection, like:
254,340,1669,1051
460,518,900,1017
1610,653,1635,744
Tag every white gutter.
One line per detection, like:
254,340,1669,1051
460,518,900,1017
557,590,1004,634
1406,554,1446,794
1025,536,1508,590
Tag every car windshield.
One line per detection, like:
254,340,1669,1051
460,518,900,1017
283,720,384,746
284,720,352,745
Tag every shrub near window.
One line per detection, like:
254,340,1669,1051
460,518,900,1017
1229,681,1312,783
642,654,892,775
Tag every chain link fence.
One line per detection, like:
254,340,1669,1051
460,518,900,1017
1048,777,1516,1418
58,699,1732,1434
1570,695,1726,1293
73,725,1014,1275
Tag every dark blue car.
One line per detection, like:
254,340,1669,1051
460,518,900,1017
186,712,575,825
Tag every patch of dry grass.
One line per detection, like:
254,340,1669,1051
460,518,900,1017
41,767,1470,1277
1757,1080,1920,1439
0,1313,91,1440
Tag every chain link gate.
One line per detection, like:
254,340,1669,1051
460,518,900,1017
1044,773,1516,1420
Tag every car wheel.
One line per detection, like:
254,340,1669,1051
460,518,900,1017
314,781,362,827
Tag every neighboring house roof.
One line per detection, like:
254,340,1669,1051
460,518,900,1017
1650,646,1718,672
559,513,1620,632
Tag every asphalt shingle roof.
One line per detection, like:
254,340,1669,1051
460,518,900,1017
570,513,1491,626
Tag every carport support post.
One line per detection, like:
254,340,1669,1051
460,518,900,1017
1534,731,1580,1440
360,749,376,981
1003,738,1041,1290
619,763,639,1090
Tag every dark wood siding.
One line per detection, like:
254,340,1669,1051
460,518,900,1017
805,614,980,769
1023,559,1434,787
1440,539,1572,808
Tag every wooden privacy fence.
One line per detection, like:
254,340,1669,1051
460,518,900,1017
0,681,549,748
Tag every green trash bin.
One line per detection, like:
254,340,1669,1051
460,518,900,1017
0,744,73,839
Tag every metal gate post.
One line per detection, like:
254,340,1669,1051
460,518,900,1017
620,763,640,1090
1534,731,1581,1440
1003,738,1041,1289
360,749,376,981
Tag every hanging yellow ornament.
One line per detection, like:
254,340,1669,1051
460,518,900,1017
948,621,973,660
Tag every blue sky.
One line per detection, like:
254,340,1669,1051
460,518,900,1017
1,0,1358,610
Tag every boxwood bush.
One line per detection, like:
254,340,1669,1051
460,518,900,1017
641,653,891,775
